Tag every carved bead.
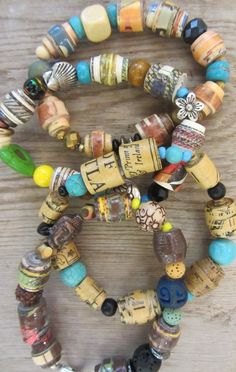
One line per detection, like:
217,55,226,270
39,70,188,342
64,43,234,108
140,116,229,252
39,191,69,225
153,228,187,264
84,131,112,158
48,214,83,249
205,198,236,238
135,201,166,232
75,276,107,310
128,60,151,87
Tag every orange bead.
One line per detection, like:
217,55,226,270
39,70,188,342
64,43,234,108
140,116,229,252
165,262,186,279
128,60,150,87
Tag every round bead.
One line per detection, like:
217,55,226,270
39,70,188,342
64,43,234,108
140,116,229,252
106,3,118,28
206,60,230,83
208,238,236,266
60,261,87,287
69,16,86,39
157,275,188,309
76,61,92,84
131,198,141,210
101,298,118,316
65,173,87,197
141,194,150,203
161,222,173,232
183,18,207,45
33,165,54,188
23,77,47,101
131,344,162,372
165,262,186,279
207,182,226,200
187,291,195,302
163,308,182,326
28,61,51,79
176,86,189,98
148,183,169,203
58,185,69,197
166,146,183,164
182,150,192,162
37,222,53,236
158,146,166,159
128,60,151,87
112,138,121,154
135,201,166,232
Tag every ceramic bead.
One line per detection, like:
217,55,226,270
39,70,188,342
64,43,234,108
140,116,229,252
118,0,144,32
24,77,47,100
153,228,187,264
0,143,36,176
183,18,207,45
208,182,226,200
69,16,86,40
94,193,133,222
76,61,91,84
28,60,51,79
101,298,118,316
131,344,162,371
193,81,224,119
106,3,118,28
208,239,236,265
206,60,230,83
65,173,87,197
39,191,69,224
184,257,224,297
135,201,166,232
32,340,61,368
117,290,161,325
163,308,182,326
60,261,87,287
165,262,186,279
50,167,79,192
128,60,151,87
84,131,113,158
81,4,112,43
33,165,54,188
75,276,107,309
90,54,129,85
43,62,77,92
48,214,83,249
52,241,80,270
205,198,236,238
95,357,127,372
153,161,187,191
171,119,205,151
157,275,188,309
191,30,226,67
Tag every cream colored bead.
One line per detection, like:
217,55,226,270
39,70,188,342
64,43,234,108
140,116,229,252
81,4,112,43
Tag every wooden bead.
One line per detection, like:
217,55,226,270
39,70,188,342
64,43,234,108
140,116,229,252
36,243,53,260
39,191,69,225
172,119,205,151
135,113,175,146
90,54,129,85
94,193,133,222
119,138,162,179
193,81,224,118
184,257,224,297
81,4,111,42
205,198,236,238
117,289,161,325
84,131,112,158
48,214,83,249
65,131,81,150
50,166,78,191
37,95,70,138
75,276,107,310
153,228,187,264
128,60,151,87
185,151,220,189
191,30,226,67
52,241,80,270
153,161,187,192
80,152,125,195
118,0,144,32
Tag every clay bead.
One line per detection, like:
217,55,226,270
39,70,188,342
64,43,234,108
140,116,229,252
193,81,224,119
135,201,166,232
52,241,80,270
205,198,236,238
48,214,83,249
84,131,112,158
157,275,188,309
128,60,151,87
94,193,133,222
81,4,112,42
153,228,187,264
165,261,186,279
75,276,107,310
118,0,144,32
39,191,69,225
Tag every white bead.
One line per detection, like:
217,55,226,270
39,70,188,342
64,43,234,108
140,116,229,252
81,4,112,43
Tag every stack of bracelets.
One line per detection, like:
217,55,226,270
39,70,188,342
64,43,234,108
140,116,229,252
0,0,234,371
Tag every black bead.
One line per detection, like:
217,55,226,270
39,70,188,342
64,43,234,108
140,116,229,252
131,344,162,372
112,139,121,154
207,182,226,200
148,182,169,202
37,222,53,236
101,298,118,316
58,185,69,197
133,133,142,141
23,76,47,100
183,18,207,45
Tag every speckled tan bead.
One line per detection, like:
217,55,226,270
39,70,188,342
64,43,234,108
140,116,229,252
165,262,186,279
81,4,112,43
75,276,107,309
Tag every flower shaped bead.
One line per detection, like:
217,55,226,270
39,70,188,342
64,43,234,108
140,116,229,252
175,92,204,122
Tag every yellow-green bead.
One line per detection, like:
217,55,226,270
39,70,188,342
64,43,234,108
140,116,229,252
162,222,173,232
132,198,141,210
33,165,54,188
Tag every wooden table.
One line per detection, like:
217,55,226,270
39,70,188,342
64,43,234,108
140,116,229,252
0,0,235,371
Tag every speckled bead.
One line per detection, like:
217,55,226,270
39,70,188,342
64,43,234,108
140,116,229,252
81,4,112,43
206,60,230,83
165,261,186,279
131,344,162,371
76,61,91,84
69,16,86,40
208,238,236,265
60,261,87,287
163,308,182,326
157,275,188,309
65,173,87,197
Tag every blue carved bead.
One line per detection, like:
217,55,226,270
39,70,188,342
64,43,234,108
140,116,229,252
69,16,86,40
65,173,87,197
206,60,230,83
157,275,188,309
208,238,236,265
106,3,118,28
76,61,92,84
60,261,87,287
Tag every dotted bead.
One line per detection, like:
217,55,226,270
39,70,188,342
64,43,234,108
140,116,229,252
76,61,92,84
33,165,54,188
163,308,182,326
165,262,186,279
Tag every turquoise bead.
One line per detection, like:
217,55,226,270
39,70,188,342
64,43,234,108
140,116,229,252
0,144,36,176
65,173,87,197
76,61,92,84
158,146,166,159
106,3,118,28
206,60,230,83
208,238,236,265
166,146,182,164
182,150,192,162
60,261,87,287
187,291,194,302
69,16,86,40
176,86,189,98
163,308,182,326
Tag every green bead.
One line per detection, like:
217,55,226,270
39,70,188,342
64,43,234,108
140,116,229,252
0,144,36,176
163,308,182,326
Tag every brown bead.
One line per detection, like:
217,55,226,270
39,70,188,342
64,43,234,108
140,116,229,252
48,214,83,249
128,60,151,87
193,81,224,118
15,285,43,307
153,228,187,264
65,131,81,150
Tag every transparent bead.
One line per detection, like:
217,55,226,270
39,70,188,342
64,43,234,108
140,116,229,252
51,361,77,371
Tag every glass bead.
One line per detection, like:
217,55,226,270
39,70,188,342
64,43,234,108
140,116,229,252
76,61,92,84
65,173,87,197
101,298,118,316
28,60,51,79
128,60,151,87
0,144,36,176
69,16,86,40
208,238,236,266
33,165,54,188
157,275,188,309
60,261,87,287
148,183,169,202
183,18,207,45
176,86,189,98
24,77,47,100
166,146,183,164
207,182,226,200
163,308,182,326
141,194,150,203
161,222,173,232
106,3,118,28
206,60,230,83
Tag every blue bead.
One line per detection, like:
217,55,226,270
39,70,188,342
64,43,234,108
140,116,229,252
106,3,118,28
208,238,236,265
206,60,230,83
65,173,87,197
76,61,92,84
60,261,87,287
176,86,190,98
141,194,150,203
159,146,166,159
157,275,188,309
166,146,183,164
182,150,192,163
69,16,86,40
187,291,194,302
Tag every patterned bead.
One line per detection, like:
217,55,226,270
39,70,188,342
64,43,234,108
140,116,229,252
65,173,87,197
107,3,118,28
33,165,54,188
205,198,236,238
94,193,133,222
165,262,186,279
69,16,86,40
135,201,166,232
76,61,91,84
208,239,236,266
157,275,188,309
0,144,36,176
183,18,207,45
206,60,230,83
43,62,77,92
171,119,205,151
131,344,162,372
90,54,129,85
23,77,47,101
60,261,87,287
163,308,182,326
48,214,83,249
153,161,187,192
128,60,151,87
81,4,112,42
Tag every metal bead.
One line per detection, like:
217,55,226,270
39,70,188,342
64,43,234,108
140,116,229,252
43,62,77,92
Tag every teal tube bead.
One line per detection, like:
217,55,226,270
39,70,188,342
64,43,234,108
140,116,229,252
208,238,236,265
166,146,183,164
106,3,118,28
60,261,87,287
65,173,87,197
0,144,36,176
69,16,86,40
76,61,91,84
206,60,230,83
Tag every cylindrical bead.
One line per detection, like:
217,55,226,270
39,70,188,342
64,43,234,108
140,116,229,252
171,119,205,151
184,257,224,296
84,131,113,158
205,198,236,238
118,0,144,32
153,161,187,191
193,81,224,119
75,276,107,310
153,228,187,264
50,166,79,191
90,54,129,85
39,191,69,224
32,340,62,368
128,60,151,87
95,358,128,372
135,201,166,232
48,214,83,249
52,241,80,270
117,289,161,325
81,4,112,42
94,193,133,222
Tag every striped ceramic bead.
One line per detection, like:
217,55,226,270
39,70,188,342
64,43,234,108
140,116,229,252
90,54,129,85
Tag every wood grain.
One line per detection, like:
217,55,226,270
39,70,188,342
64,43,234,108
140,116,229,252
0,1,236,371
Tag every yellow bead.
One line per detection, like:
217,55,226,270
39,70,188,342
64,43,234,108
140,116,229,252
162,221,173,232
81,4,112,43
132,198,141,210
33,165,54,188
165,262,186,279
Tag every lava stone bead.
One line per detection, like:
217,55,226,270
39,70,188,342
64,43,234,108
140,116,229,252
58,185,69,197
183,18,207,45
23,77,47,100
37,222,53,236
130,344,162,372
207,182,226,200
148,183,169,202
101,298,118,316
157,275,188,309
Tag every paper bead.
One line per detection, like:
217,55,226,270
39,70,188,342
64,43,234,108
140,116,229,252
81,4,112,42
90,54,129,85
185,151,220,189
48,214,83,248
184,257,224,297
153,161,188,191
52,241,80,270
75,276,107,309
205,198,236,238
39,191,69,224
117,289,161,325
153,228,187,264
94,192,133,222
50,166,79,191
117,0,144,32
135,201,166,232
171,119,205,151
193,81,224,119
84,130,113,158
